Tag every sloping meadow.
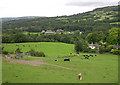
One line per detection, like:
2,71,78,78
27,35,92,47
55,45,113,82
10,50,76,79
2,42,118,83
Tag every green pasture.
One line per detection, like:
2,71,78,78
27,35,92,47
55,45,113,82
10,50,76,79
2,42,75,57
2,42,118,83
23,32,41,36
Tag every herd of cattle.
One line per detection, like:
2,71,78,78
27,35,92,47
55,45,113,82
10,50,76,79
55,54,97,61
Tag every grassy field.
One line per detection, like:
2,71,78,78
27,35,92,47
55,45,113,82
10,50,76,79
2,42,74,57
2,42,118,83
23,32,41,36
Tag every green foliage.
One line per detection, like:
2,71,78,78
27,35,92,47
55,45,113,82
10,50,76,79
99,46,105,54
104,46,113,52
89,48,98,53
12,33,27,43
86,31,105,44
15,48,22,54
75,39,89,52
28,49,45,57
2,51,9,55
2,34,12,43
106,28,119,45
110,49,120,55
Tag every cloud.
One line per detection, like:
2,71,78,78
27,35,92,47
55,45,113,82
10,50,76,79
66,1,118,7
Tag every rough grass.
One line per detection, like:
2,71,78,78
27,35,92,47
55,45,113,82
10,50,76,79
2,42,118,83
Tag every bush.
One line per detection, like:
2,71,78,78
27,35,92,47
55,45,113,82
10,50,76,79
28,49,45,57
104,46,113,52
2,51,9,55
110,49,120,55
15,48,22,54
99,46,105,54
35,51,45,57
89,49,98,53
75,39,88,52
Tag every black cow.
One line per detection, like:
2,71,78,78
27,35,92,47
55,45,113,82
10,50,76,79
64,58,70,61
55,59,58,61
95,55,97,56
85,57,89,59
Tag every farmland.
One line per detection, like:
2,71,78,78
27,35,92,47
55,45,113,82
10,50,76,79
2,42,74,57
2,42,118,83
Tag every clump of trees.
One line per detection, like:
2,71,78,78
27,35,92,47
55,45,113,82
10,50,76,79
75,38,89,53
86,31,105,44
106,28,120,45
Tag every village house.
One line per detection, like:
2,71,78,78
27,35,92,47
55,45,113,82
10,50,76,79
56,29,63,34
41,30,45,33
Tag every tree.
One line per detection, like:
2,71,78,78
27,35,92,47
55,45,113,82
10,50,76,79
75,38,89,52
12,33,27,43
2,34,11,43
106,28,119,45
86,31,105,44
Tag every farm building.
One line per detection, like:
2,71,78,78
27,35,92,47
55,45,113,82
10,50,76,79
56,29,63,34
41,30,45,33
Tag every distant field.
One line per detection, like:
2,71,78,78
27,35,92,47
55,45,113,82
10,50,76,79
23,32,41,36
2,42,75,57
2,42,118,83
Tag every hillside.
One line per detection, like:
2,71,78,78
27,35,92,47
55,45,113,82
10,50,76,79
1,16,46,22
2,5,119,33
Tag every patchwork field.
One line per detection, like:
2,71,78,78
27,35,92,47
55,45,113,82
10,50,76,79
2,42,118,83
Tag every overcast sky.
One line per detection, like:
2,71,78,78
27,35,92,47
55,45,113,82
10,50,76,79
0,0,119,18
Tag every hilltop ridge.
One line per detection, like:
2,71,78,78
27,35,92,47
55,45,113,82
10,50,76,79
2,5,119,33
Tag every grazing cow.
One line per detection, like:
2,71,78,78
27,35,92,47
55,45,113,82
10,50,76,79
95,55,97,56
85,57,89,59
78,73,82,80
90,55,93,57
87,56,90,58
55,59,58,61
64,58,70,61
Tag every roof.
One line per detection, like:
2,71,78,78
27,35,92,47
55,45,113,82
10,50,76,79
45,30,55,34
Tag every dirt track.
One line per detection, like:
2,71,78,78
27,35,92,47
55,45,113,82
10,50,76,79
5,58,74,70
